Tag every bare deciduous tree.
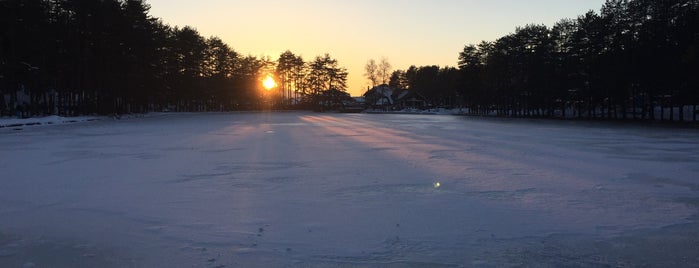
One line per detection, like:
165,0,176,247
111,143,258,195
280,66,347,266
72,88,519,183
364,59,378,87
378,57,392,85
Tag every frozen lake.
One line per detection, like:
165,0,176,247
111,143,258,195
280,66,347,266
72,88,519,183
2,112,699,267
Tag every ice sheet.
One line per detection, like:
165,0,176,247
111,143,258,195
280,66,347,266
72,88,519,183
1,112,698,267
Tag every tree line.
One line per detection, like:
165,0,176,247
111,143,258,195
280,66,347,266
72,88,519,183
3,0,698,121
387,0,698,122
0,0,349,116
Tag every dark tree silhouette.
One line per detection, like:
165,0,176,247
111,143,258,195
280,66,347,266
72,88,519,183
1,0,697,120
452,0,699,122
0,0,347,116
276,50,304,107
307,54,348,110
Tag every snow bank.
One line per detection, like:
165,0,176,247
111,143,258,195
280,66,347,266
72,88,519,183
0,115,100,129
365,108,466,115
0,113,185,129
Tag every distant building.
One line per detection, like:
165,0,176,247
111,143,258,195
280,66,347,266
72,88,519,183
392,89,429,110
364,84,429,110
363,84,394,108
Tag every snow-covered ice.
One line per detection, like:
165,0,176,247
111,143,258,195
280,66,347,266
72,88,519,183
1,112,698,267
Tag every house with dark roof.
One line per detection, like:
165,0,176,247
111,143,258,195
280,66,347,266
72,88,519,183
392,88,429,110
363,84,394,108
364,84,431,110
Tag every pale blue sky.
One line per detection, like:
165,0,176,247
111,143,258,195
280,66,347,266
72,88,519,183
146,0,607,95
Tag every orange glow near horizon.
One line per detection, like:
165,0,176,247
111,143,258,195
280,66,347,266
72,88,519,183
146,0,608,96
263,75,276,91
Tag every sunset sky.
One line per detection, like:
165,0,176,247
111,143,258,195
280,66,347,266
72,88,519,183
146,0,607,96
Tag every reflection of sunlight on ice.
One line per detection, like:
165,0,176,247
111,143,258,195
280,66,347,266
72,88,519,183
299,115,474,179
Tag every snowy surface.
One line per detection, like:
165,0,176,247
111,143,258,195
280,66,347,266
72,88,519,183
0,115,101,129
1,112,698,267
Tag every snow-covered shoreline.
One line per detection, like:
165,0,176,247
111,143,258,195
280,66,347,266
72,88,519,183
0,113,186,129
0,115,101,129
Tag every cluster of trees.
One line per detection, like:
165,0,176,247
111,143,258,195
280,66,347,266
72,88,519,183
387,0,698,121
4,0,697,121
364,58,392,87
0,0,349,116
267,51,351,110
386,66,462,108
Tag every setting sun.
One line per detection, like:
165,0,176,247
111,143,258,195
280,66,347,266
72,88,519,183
262,75,276,91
